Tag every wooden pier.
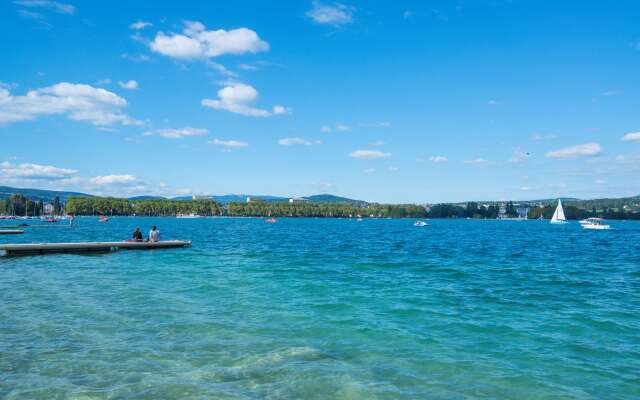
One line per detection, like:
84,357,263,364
0,230,25,235
0,240,191,256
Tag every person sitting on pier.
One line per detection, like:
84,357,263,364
132,227,143,242
149,226,160,242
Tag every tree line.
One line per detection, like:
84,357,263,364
2,194,639,220
65,197,223,216
430,202,640,220
227,202,427,218
62,197,428,218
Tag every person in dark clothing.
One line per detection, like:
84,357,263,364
132,227,143,241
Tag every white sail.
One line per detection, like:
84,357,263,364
550,199,566,223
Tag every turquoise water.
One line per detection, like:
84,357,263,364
1,217,639,399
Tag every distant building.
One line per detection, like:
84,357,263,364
497,203,507,219
289,197,309,203
246,196,251,203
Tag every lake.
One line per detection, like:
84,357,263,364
1,217,639,399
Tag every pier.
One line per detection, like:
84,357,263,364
0,240,191,256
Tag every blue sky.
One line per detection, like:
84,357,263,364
1,0,640,203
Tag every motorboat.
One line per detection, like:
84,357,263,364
581,218,610,230
414,220,428,227
176,214,201,218
99,216,109,222
265,218,277,223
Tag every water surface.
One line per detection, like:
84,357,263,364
1,218,639,399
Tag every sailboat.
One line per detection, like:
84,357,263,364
550,199,567,224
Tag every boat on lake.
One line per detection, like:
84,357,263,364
581,218,610,230
176,214,201,218
99,216,109,222
550,199,567,224
414,220,428,227
265,218,277,223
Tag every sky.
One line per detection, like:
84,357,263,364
1,0,640,203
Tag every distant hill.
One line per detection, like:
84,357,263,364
207,194,289,203
303,194,367,204
128,195,167,201
0,186,92,202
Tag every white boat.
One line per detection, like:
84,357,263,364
550,199,567,224
414,220,428,227
176,214,201,218
581,218,610,230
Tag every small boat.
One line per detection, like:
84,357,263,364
176,214,201,218
414,220,428,227
99,216,109,222
265,218,277,223
581,218,610,230
43,218,58,223
550,199,567,224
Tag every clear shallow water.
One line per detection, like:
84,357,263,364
1,217,639,399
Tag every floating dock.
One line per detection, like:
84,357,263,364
0,230,25,235
0,240,191,256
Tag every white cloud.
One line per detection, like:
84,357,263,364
388,166,399,172
531,133,557,141
349,150,391,159
208,138,248,148
238,63,259,71
508,148,530,163
143,127,208,139
278,137,320,146
130,20,152,30
322,123,350,133
95,78,111,85
364,168,376,174
622,132,640,142
335,123,350,132
519,186,530,191
208,61,237,77
201,84,290,117
487,99,502,105
90,174,137,186
360,121,391,128
464,158,489,165
150,21,269,60
595,179,606,185
118,80,139,90
306,1,354,26
121,53,151,62
14,0,75,15
0,161,77,180
370,140,385,146
428,156,448,163
0,82,140,126
602,90,621,96
545,143,602,159
17,9,45,20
